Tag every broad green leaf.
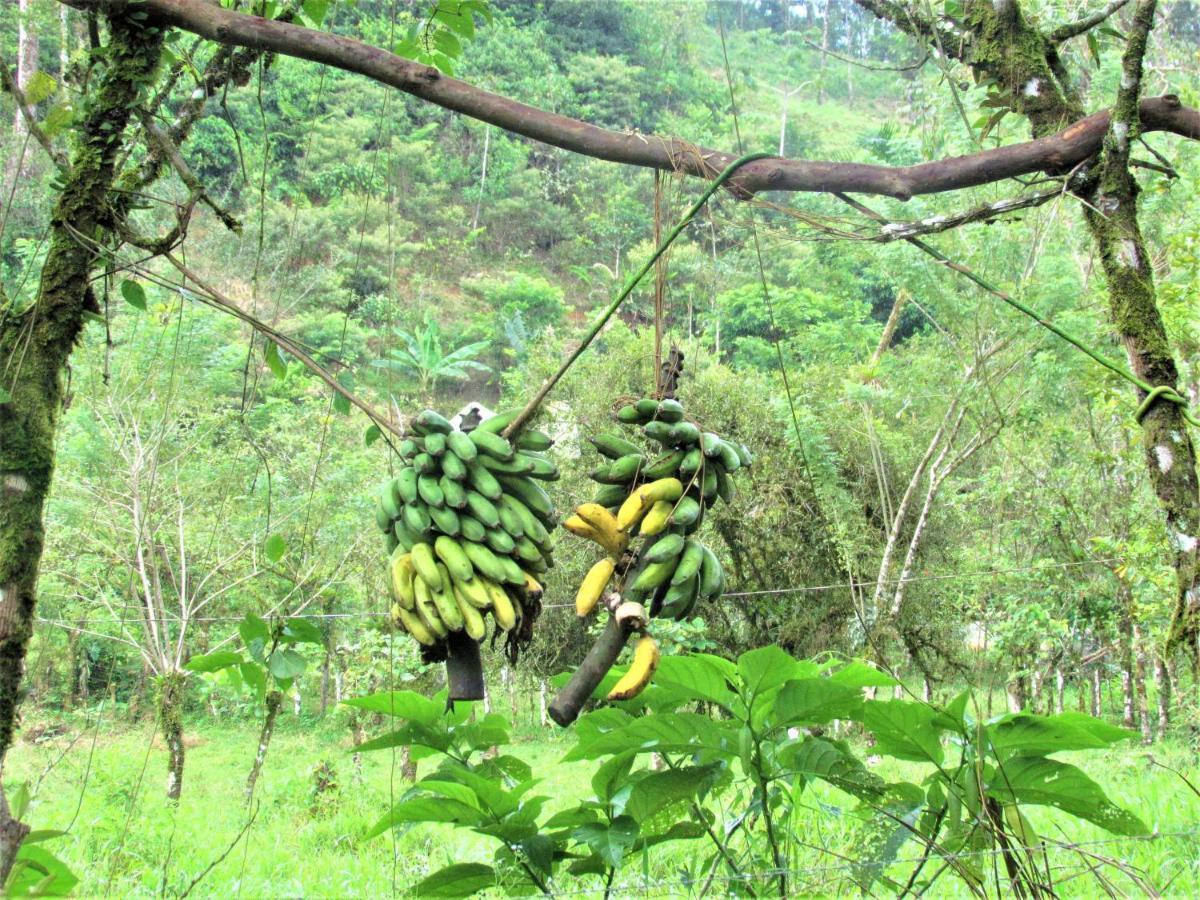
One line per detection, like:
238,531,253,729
736,645,801,701
988,755,1147,835
264,341,287,378
301,0,331,26
772,678,864,727
366,796,483,838
565,712,734,761
267,648,306,680
987,712,1136,758
624,765,714,824
238,613,270,648
364,424,382,446
591,751,636,803
6,845,77,897
778,738,884,799
654,655,736,709
864,700,945,765
42,101,74,137
829,660,898,689
24,71,57,105
635,820,706,850
281,617,323,645
417,780,484,812
410,863,494,898
265,533,286,563
120,280,146,310
353,723,452,755
573,814,639,867
239,662,266,703
184,650,242,673
0,387,10,404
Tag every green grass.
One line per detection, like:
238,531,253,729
6,711,1200,897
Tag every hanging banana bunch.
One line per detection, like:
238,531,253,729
567,395,751,701
374,408,558,663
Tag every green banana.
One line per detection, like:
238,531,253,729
635,398,661,420
513,535,543,565
429,564,464,631
591,453,643,484
590,433,642,459
470,429,514,460
410,542,443,591
440,450,467,481
516,430,553,451
374,500,392,533
496,475,554,519
423,432,447,457
495,500,525,539
667,421,701,446
485,527,516,555
499,494,545,543
459,515,487,543
445,430,478,462
393,519,420,551
453,584,487,639
467,460,504,501
403,502,432,536
413,409,453,435
734,442,753,468
632,558,677,592
518,453,560,481
659,574,699,620
671,540,705,585
669,496,701,529
412,452,437,474
440,476,467,510
398,438,420,459
698,544,725,598
462,541,509,583
435,535,474,583
478,453,535,476
656,399,685,423
643,421,673,444
464,491,501,528
413,578,448,638
380,479,403,519
615,404,642,424
643,532,685,564
592,484,627,508
417,474,444,508
714,463,735,504
397,467,420,504
475,409,520,434
644,449,686,480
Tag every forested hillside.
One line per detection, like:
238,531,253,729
2,0,1200,895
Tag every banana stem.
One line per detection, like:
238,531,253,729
445,631,485,702
548,616,634,726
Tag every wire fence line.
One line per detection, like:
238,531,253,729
544,826,1200,897
34,557,1124,634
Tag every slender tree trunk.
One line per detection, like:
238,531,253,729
159,672,186,801
818,0,830,103
244,690,283,802
1030,667,1042,714
5,0,38,186
539,680,548,727
1090,667,1102,718
1054,665,1064,714
1006,667,1027,713
1133,624,1151,744
1118,583,1136,729
1153,654,1171,740
0,15,163,780
399,744,417,781
471,125,490,231
60,6,71,77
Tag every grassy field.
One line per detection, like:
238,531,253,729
6,709,1200,897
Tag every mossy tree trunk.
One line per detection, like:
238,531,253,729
245,690,283,802
855,0,1200,658
0,14,163,775
158,671,186,801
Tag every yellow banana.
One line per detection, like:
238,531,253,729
389,552,416,610
607,635,660,701
453,583,488,640
490,584,519,631
523,571,544,598
575,558,615,617
617,478,683,531
565,514,606,545
456,576,492,610
393,603,437,646
414,577,448,638
638,500,674,536
575,503,628,556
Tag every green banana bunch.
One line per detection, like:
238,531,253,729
375,408,558,651
571,395,750,622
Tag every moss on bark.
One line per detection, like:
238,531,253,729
0,13,163,767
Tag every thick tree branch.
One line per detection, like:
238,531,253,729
1049,0,1133,43
59,0,1199,201
0,53,68,170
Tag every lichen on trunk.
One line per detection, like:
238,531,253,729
158,671,187,801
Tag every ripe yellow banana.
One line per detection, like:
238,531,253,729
389,552,416,610
523,571,544,598
393,603,437,646
575,503,627,556
414,577,448,638
607,635,659,701
617,478,683,531
638,500,674,536
575,558,615,617
565,514,606,546
453,582,488,640
489,583,519,631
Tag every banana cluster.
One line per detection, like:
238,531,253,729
568,396,751,701
375,409,558,650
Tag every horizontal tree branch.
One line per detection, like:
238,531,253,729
62,0,1200,202
1049,0,1132,43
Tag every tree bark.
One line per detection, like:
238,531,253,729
244,690,282,802
0,13,163,779
159,671,186,801
1133,623,1152,744
4,0,39,187
1117,583,1136,729
1153,654,1171,740
1090,666,1102,718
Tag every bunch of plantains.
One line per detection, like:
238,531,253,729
375,409,558,661
567,396,751,700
